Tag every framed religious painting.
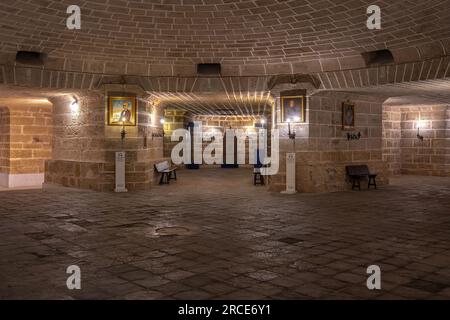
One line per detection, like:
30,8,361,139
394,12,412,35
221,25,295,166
108,96,137,126
342,101,355,130
281,95,305,123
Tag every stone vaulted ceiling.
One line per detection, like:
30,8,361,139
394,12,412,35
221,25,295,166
0,0,450,76
0,1,450,116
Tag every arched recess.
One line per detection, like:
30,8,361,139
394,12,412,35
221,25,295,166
382,96,450,177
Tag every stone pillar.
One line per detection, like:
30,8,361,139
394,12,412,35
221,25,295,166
163,108,190,158
382,104,402,176
267,88,310,192
45,94,110,190
45,89,164,191
268,86,389,193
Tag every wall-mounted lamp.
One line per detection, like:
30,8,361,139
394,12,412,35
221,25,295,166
70,97,79,114
416,120,424,141
160,118,165,136
286,118,296,140
254,118,267,129
120,117,127,147
141,126,148,148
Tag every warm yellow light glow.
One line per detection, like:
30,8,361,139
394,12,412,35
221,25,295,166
70,100,79,114
260,119,266,124
416,119,425,129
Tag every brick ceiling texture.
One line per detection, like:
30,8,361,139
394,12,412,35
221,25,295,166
1,1,450,116
1,0,449,68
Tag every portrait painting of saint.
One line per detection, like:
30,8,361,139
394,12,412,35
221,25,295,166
281,96,305,123
342,101,355,130
108,96,137,126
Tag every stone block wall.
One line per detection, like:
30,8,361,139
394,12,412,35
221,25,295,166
163,108,189,158
399,105,449,176
162,111,268,167
0,106,9,175
46,90,164,191
50,95,105,163
0,103,52,187
382,100,450,177
270,92,389,193
192,114,267,166
382,105,402,175
8,105,52,175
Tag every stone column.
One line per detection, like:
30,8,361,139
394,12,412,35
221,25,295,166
46,93,111,190
267,87,310,192
46,89,164,191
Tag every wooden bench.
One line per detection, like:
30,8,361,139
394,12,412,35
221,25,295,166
346,165,377,190
154,161,177,184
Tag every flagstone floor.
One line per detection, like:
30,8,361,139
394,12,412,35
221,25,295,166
1,168,449,299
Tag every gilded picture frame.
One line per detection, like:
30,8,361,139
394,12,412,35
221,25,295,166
281,96,305,123
342,101,355,130
108,96,137,126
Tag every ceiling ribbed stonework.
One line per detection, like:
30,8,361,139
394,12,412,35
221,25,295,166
0,0,449,76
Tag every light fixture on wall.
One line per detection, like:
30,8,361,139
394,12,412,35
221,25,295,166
70,97,79,114
141,126,148,149
254,118,267,129
120,116,127,148
416,120,424,141
160,118,165,136
286,118,296,140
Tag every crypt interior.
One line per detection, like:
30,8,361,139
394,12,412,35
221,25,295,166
0,0,450,299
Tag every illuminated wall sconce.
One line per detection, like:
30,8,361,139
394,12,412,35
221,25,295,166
160,118,165,136
254,118,267,129
70,97,79,114
120,117,127,146
286,118,296,140
141,126,148,148
416,120,424,141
